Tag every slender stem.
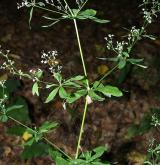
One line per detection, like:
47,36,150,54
99,64,118,83
43,137,72,160
73,19,90,159
62,0,73,15
75,99,88,159
6,115,71,160
78,0,89,13
8,116,32,130
73,19,90,89
35,5,64,15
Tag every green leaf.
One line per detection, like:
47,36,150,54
6,105,24,112
93,81,104,89
46,84,58,89
0,78,21,99
96,85,123,97
35,69,43,78
93,146,107,154
66,89,87,103
49,148,62,161
59,87,68,99
7,126,26,136
7,97,30,123
90,146,107,161
32,82,39,96
98,57,118,62
77,9,109,24
127,58,144,64
37,2,45,6
127,58,147,68
68,75,85,81
23,138,35,146
72,9,79,16
118,59,126,69
90,17,110,24
56,156,69,165
88,90,104,101
54,73,62,83
21,142,49,160
69,158,86,164
92,162,110,165
122,52,129,57
0,114,8,122
63,81,81,88
45,87,59,103
39,121,58,133
79,9,97,18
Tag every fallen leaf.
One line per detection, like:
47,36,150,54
97,64,109,75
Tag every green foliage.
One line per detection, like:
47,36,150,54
127,108,160,138
45,74,87,103
32,82,39,96
144,142,160,165
7,126,26,136
49,146,110,165
0,78,20,98
23,121,58,146
21,142,50,160
0,79,30,123
70,9,110,23
7,97,30,123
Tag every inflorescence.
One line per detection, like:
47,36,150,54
105,0,160,59
41,50,62,73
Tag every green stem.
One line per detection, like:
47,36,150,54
8,116,32,130
35,5,64,15
62,0,73,15
99,64,118,83
73,19,90,89
43,137,72,160
73,19,90,159
75,99,88,159
77,0,89,13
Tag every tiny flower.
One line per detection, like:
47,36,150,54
41,50,62,74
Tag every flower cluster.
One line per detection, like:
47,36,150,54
44,0,68,13
0,48,16,74
17,0,30,9
142,0,160,24
41,50,62,73
129,26,141,42
0,80,8,110
151,114,160,127
0,46,32,80
105,34,128,56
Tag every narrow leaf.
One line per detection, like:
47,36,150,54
45,87,59,103
32,82,39,96
97,86,123,97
